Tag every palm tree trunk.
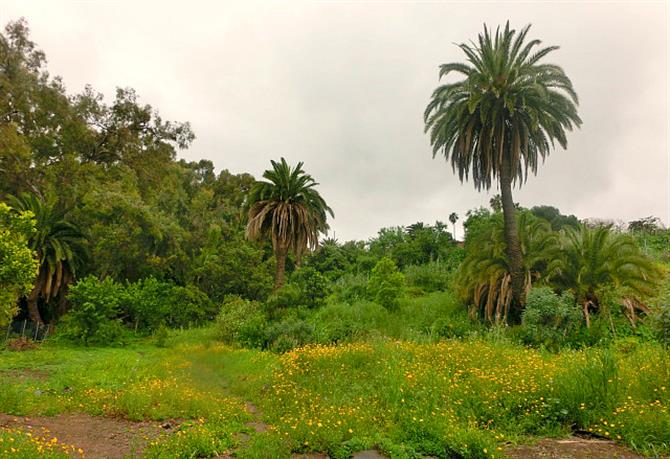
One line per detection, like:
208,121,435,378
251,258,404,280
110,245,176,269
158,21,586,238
499,158,525,324
26,285,44,325
274,245,288,291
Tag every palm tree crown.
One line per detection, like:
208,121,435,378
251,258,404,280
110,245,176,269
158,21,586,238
246,158,333,289
424,22,581,190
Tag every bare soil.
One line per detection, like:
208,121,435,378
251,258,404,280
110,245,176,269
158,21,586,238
0,413,171,459
506,437,654,459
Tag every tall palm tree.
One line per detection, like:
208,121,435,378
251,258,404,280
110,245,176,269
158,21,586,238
8,193,86,324
456,211,557,323
548,225,663,327
449,212,459,240
246,158,333,290
424,22,581,322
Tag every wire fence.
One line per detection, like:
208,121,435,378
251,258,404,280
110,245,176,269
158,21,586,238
3,319,51,344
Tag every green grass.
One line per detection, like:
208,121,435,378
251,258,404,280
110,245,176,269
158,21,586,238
1,313,669,458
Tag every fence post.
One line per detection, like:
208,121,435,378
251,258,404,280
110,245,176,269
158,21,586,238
21,319,27,338
34,323,40,341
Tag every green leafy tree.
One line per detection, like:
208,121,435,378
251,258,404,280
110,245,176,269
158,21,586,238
8,193,86,324
530,205,579,231
548,225,663,327
0,203,38,325
424,22,581,322
367,257,405,310
246,158,333,290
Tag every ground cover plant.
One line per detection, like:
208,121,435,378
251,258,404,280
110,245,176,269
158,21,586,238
1,328,669,458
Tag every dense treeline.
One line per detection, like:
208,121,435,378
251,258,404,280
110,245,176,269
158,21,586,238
1,19,668,352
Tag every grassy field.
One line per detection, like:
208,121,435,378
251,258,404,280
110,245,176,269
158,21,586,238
1,321,669,459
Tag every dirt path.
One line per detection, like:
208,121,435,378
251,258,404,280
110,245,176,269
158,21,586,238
506,437,656,459
0,413,170,459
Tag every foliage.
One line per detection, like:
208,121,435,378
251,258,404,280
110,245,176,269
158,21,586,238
368,221,455,269
520,287,583,350
530,205,580,231
548,225,663,326
59,276,126,345
457,211,557,323
367,257,405,310
651,294,670,347
246,158,333,289
403,260,463,292
8,193,87,324
215,296,267,348
124,277,215,332
265,315,315,353
331,273,369,304
0,203,37,325
288,267,331,309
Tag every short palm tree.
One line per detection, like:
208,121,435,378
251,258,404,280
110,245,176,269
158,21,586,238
8,193,87,325
246,158,333,290
456,212,557,323
424,22,581,322
548,225,663,327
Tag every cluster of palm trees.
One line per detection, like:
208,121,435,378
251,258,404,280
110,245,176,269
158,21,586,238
457,213,662,324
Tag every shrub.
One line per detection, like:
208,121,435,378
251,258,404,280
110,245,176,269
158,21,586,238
289,267,331,309
264,283,301,319
265,315,314,353
215,296,267,348
331,273,369,304
652,298,670,347
60,276,127,345
123,278,214,332
169,284,216,326
312,301,389,344
367,257,405,310
404,261,452,292
520,287,582,350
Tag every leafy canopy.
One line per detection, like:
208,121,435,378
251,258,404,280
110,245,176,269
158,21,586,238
0,203,38,325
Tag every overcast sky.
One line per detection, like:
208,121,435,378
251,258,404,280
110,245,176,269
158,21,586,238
1,0,668,241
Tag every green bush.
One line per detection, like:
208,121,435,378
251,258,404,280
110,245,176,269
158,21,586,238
123,278,214,332
331,273,369,304
520,287,583,350
264,283,301,319
652,298,670,347
367,257,405,310
215,296,267,348
312,301,389,344
60,276,127,346
265,315,314,353
169,284,217,326
404,261,453,292
290,267,331,308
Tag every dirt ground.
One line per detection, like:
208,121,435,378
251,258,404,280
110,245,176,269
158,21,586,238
0,413,661,459
0,413,170,459
506,437,655,459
